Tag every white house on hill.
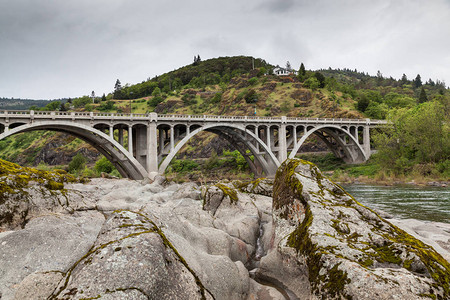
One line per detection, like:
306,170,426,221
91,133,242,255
273,66,297,76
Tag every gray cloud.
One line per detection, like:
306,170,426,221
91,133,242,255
0,0,449,99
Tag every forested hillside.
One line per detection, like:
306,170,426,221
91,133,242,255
0,56,448,182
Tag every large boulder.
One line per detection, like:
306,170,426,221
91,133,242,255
0,211,105,300
0,158,88,231
257,159,450,300
49,210,213,300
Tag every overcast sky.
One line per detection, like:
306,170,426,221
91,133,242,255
1,0,449,100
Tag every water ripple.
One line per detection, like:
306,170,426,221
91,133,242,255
342,184,450,223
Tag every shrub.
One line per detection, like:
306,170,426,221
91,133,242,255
98,101,115,111
245,89,258,103
148,96,163,107
248,77,258,86
169,159,199,173
68,153,87,174
204,151,221,170
95,156,115,174
303,77,320,90
211,92,222,103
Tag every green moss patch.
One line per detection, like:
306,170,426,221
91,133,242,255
214,183,238,204
0,158,86,227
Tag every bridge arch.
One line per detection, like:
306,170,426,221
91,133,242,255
0,121,148,180
288,125,368,163
158,123,280,176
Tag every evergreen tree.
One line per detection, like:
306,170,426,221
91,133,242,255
193,55,202,66
418,87,428,103
401,74,408,84
299,63,306,75
114,79,123,99
298,63,306,81
101,93,107,102
59,101,67,111
314,72,326,88
413,74,422,88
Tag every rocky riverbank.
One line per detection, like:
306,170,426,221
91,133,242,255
0,159,449,299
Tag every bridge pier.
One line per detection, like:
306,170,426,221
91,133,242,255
278,123,287,162
147,121,158,175
363,123,371,159
128,125,133,155
118,127,124,146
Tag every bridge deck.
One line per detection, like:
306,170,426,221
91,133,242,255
0,110,388,126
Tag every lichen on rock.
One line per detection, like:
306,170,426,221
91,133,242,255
0,158,86,230
270,158,450,300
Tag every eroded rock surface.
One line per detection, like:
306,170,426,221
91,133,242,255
1,169,275,299
0,211,104,300
1,158,449,300
258,159,450,300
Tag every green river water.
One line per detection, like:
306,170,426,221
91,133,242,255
342,184,450,223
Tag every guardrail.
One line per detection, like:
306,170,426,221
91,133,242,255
0,110,389,125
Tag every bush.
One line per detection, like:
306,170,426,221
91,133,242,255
303,77,320,90
68,153,87,174
98,100,115,111
169,159,199,173
148,96,163,107
223,150,249,171
248,77,258,86
204,151,221,170
244,89,258,103
211,92,222,103
95,156,115,174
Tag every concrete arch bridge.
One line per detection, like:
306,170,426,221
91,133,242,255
0,111,387,180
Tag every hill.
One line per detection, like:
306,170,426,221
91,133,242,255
0,56,449,182
0,98,53,110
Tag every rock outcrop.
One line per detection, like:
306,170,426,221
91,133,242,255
257,159,450,299
0,158,85,231
1,158,449,300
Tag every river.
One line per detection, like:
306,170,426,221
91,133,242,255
342,184,450,223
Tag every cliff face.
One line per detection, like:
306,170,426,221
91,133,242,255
264,159,450,299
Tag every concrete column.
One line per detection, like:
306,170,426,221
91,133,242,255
5,125,9,132
266,126,271,149
109,125,114,140
278,124,287,162
159,128,164,154
135,126,147,168
293,126,297,149
363,126,371,158
128,125,133,156
147,122,158,174
170,125,175,150
186,125,190,136
118,127,124,146
255,127,259,151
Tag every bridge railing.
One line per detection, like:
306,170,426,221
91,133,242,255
0,110,388,125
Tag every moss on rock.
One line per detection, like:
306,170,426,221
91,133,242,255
0,158,85,228
273,158,450,299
